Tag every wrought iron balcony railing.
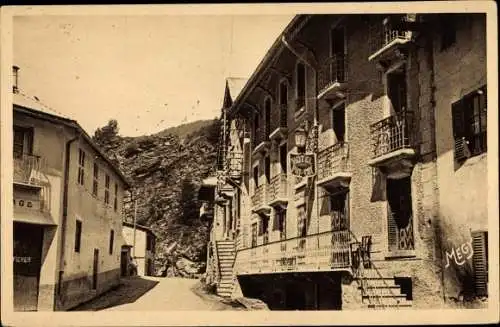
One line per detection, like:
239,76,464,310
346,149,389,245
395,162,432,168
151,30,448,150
369,15,413,60
318,54,348,95
370,110,415,159
317,142,349,182
268,173,288,205
13,153,47,187
234,230,352,275
251,183,268,209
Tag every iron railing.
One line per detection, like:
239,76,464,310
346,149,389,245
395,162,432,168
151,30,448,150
251,184,268,209
370,111,415,158
268,173,288,204
318,54,348,94
234,230,351,275
13,153,47,186
370,16,412,55
317,142,349,181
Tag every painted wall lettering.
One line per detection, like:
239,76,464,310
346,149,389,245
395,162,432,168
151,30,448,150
444,240,473,268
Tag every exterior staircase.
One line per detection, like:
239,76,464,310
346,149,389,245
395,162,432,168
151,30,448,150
215,240,236,298
351,234,413,309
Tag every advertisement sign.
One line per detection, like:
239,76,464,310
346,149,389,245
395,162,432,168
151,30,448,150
290,153,315,177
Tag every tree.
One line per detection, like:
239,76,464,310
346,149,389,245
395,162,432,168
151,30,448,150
93,119,120,152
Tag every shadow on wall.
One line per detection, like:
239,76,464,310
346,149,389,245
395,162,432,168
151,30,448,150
69,276,159,311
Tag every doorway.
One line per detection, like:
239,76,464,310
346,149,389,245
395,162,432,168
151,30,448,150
92,249,99,290
386,176,415,252
13,222,44,311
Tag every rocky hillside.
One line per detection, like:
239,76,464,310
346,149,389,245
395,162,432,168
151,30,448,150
93,118,221,275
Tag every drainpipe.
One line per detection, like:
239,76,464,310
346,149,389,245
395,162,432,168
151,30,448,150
281,36,321,244
57,131,80,299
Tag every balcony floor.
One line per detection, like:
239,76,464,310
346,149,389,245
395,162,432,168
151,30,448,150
269,127,288,141
368,148,416,167
317,81,348,101
368,38,411,63
252,141,270,156
316,172,352,190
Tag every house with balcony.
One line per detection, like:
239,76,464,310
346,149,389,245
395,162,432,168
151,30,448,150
212,13,489,310
11,67,130,311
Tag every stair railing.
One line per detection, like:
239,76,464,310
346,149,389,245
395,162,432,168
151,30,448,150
348,230,400,309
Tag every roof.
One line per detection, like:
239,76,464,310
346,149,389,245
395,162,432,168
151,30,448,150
13,90,132,189
123,221,157,237
226,77,248,102
228,15,309,118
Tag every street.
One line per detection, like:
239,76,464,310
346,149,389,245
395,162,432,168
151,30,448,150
70,276,245,311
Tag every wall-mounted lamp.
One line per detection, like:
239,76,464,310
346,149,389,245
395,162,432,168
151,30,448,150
294,126,307,154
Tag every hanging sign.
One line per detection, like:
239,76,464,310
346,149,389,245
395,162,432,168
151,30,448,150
290,153,315,177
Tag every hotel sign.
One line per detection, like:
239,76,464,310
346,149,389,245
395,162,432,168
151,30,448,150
290,153,315,177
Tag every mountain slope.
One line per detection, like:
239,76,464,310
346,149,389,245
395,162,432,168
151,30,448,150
93,118,221,274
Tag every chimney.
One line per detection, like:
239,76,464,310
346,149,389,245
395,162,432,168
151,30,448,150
12,65,19,93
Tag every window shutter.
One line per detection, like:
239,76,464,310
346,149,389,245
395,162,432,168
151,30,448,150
472,231,488,297
387,206,398,252
272,210,281,231
258,217,264,236
451,100,465,139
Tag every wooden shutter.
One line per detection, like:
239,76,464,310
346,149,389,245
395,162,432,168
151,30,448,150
452,100,465,138
472,231,488,297
258,216,264,236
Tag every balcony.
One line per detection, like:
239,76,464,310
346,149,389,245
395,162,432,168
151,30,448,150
13,153,48,188
233,230,352,275
368,111,416,178
252,127,270,156
251,184,271,215
268,173,288,208
269,104,288,141
316,142,351,190
317,55,348,101
369,16,414,65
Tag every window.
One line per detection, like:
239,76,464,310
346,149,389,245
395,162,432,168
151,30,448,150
146,234,154,251
264,156,271,184
332,103,346,143
109,229,114,255
279,81,288,106
471,231,488,297
387,65,407,114
253,165,259,188
251,223,258,247
74,220,82,253
113,183,118,211
279,143,287,174
265,98,271,137
253,112,260,147
279,81,288,127
92,163,99,196
259,215,270,244
440,14,457,51
104,174,110,204
296,62,306,110
13,126,33,159
386,177,414,252
330,191,349,231
452,86,487,160
274,208,287,240
77,149,85,185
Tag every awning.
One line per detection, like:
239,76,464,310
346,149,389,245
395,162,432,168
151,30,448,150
14,209,56,226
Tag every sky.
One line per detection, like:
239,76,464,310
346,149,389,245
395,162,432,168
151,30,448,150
13,14,293,137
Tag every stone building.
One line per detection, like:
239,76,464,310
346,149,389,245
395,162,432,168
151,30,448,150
12,66,130,311
206,13,488,310
122,221,157,276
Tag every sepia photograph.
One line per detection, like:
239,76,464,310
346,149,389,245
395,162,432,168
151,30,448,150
0,2,498,326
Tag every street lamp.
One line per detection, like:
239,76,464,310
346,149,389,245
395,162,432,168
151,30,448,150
294,125,312,170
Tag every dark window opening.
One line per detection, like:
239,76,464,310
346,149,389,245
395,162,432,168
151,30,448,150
13,126,33,159
387,66,407,114
330,191,349,231
265,98,271,137
74,220,82,253
109,230,114,255
253,165,259,188
395,277,413,300
114,183,118,211
296,62,306,109
387,177,414,251
297,205,307,238
332,103,346,143
260,215,270,244
104,174,110,204
251,223,258,247
92,163,99,196
77,149,86,186
279,143,288,174
280,81,288,105
452,85,487,160
265,156,271,184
